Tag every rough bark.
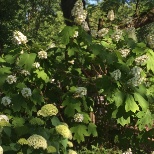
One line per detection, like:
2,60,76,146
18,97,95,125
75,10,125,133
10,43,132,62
119,7,154,29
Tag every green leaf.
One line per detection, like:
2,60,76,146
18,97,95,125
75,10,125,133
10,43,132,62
14,126,29,136
90,44,102,55
3,127,11,137
0,74,8,87
147,85,154,96
62,98,81,117
117,116,130,126
12,117,25,127
88,123,98,137
112,109,118,118
113,90,125,108
82,112,91,124
0,57,6,62
147,49,154,73
60,26,77,45
134,93,149,110
16,83,26,90
60,138,68,149
12,95,27,112
4,55,16,64
18,53,36,71
136,110,153,131
132,47,144,55
70,124,90,143
68,47,77,57
137,42,147,48
0,67,11,87
34,69,49,83
51,116,61,126
125,94,139,113
126,57,134,66
31,89,44,105
0,67,11,74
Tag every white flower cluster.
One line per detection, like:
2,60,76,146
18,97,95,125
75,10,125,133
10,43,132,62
56,124,72,139
130,66,142,76
135,55,148,65
68,149,77,154
111,69,121,81
13,30,28,45
119,49,130,57
27,134,47,150
91,29,97,37
21,88,32,98
33,62,40,68
97,28,109,38
71,0,87,25
81,21,90,32
75,87,87,97
0,146,3,154
123,148,132,154
67,141,73,148
107,10,115,21
6,75,17,84
17,138,28,145
68,60,75,65
38,50,47,59
1,96,11,106
112,29,123,42
126,27,137,41
73,31,79,38
21,70,30,76
0,115,9,122
127,66,145,87
37,104,58,117
147,34,154,48
74,113,84,122
48,43,56,49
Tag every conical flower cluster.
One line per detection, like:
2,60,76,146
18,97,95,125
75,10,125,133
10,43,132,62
37,104,58,117
27,134,47,150
56,124,72,139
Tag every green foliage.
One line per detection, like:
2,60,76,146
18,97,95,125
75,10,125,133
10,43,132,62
1,0,154,153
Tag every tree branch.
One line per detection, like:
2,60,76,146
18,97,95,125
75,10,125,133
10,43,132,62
119,7,154,29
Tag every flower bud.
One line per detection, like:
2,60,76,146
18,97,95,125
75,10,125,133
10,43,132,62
107,10,114,21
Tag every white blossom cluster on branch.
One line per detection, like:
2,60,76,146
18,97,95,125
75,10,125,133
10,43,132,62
74,113,84,122
38,50,47,59
33,62,40,68
68,149,78,154
21,88,32,98
107,10,115,21
13,31,28,45
37,104,58,117
0,146,3,154
27,134,47,150
127,66,145,87
112,29,123,42
6,75,17,84
111,69,121,81
135,54,148,65
75,87,87,97
56,124,72,139
21,70,30,76
119,48,130,57
97,28,109,38
147,34,154,48
71,0,87,25
1,96,11,106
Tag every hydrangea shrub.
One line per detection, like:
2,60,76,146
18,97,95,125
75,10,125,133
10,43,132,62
0,1,154,153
